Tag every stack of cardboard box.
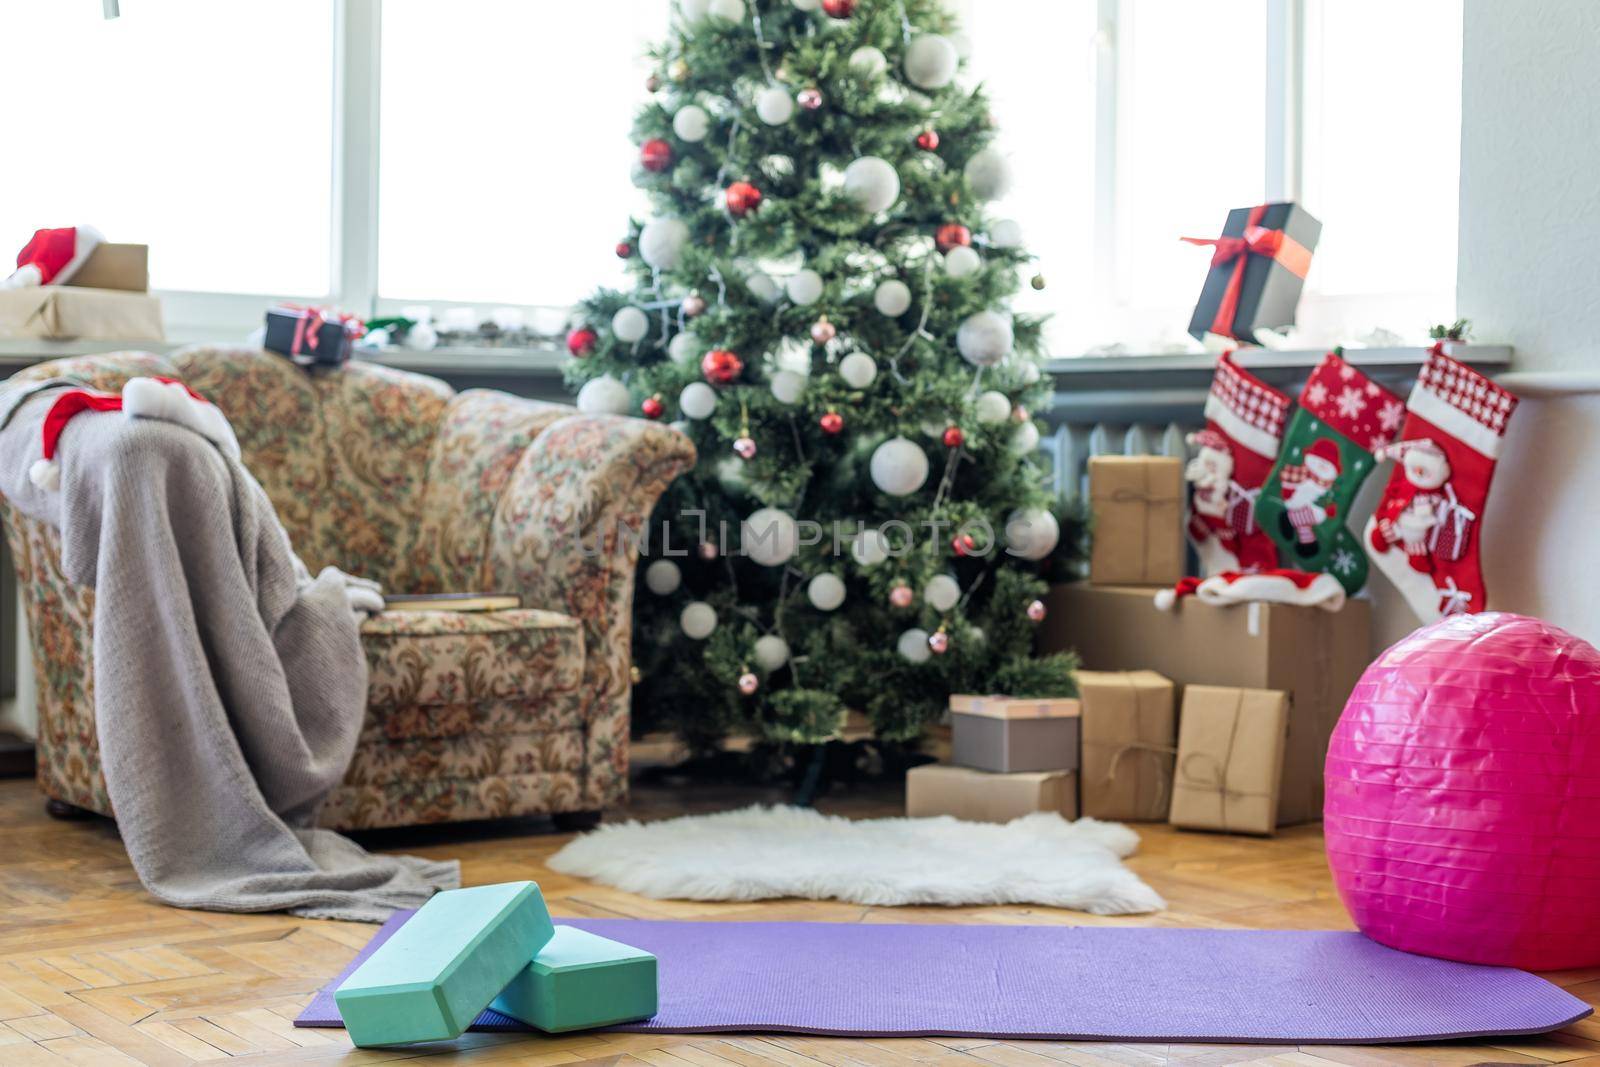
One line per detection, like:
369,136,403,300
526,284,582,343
0,243,163,342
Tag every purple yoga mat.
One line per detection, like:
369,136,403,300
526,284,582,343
296,915,1590,1044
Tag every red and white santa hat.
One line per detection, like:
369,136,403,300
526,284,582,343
1186,427,1230,453
2,226,104,290
1302,437,1343,480
1153,568,1346,613
28,377,240,491
1373,437,1446,465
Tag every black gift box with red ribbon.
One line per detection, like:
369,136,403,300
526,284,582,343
263,304,366,368
1184,202,1321,345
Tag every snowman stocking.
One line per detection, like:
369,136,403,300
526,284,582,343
1364,343,1519,622
1185,351,1290,576
1255,351,1403,593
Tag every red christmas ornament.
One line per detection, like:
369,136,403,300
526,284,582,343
928,631,950,655
916,129,940,151
725,181,764,218
614,241,633,259
952,532,977,557
565,326,598,357
935,223,973,253
733,436,757,459
819,411,844,435
641,396,664,420
1026,599,1048,622
797,87,824,110
820,0,855,17
640,138,673,173
701,348,744,385
942,426,965,448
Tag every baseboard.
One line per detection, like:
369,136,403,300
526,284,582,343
0,732,34,779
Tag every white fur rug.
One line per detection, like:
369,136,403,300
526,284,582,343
547,805,1164,916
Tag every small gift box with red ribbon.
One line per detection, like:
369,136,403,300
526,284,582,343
263,303,366,368
1183,202,1321,345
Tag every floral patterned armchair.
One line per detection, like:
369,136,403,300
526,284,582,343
0,346,694,830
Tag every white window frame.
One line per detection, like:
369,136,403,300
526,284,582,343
160,0,1440,351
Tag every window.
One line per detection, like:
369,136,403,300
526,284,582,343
0,0,334,298
377,1,667,307
1,0,1463,353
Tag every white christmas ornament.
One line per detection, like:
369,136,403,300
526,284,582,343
716,456,750,492
746,271,782,303
753,635,791,671
898,628,932,664
873,279,912,316
680,601,718,640
838,352,878,389
924,574,961,612
645,559,682,596
903,34,959,90
1005,507,1060,561
786,269,824,305
577,375,631,416
1011,420,1041,455
791,0,819,8
851,529,889,567
949,31,974,59
957,310,1014,366
770,369,807,404
943,246,981,278
639,217,689,270
1014,360,1042,385
679,381,717,419
668,332,700,365
755,86,795,126
707,0,743,20
680,0,710,21
975,390,1012,425
742,507,800,567
611,306,649,344
869,436,930,497
964,147,1014,200
989,218,1024,249
672,104,711,143
848,46,888,77
843,157,901,214
807,573,846,611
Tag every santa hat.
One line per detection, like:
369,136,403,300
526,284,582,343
1303,437,1342,477
1153,568,1346,612
3,226,104,289
28,377,240,491
1187,427,1230,453
1374,437,1445,465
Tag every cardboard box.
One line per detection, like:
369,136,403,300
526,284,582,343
1038,582,1370,826
906,763,1077,823
65,243,149,291
0,286,164,341
1169,685,1289,836
1088,456,1185,587
1186,202,1321,345
949,695,1080,774
1077,670,1176,822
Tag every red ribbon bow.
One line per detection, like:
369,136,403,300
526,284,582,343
273,303,367,358
1182,204,1312,340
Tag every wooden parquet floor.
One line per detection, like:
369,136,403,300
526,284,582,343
2,775,1598,1067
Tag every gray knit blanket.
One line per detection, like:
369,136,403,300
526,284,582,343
0,378,458,921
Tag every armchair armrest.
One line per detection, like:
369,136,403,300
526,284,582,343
488,413,695,806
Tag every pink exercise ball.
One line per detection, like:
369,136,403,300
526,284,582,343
1325,612,1600,970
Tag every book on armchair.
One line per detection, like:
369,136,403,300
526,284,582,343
382,592,522,613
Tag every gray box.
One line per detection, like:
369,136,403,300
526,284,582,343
949,696,1081,774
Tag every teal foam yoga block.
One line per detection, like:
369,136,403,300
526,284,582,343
335,881,554,1047
492,926,658,1032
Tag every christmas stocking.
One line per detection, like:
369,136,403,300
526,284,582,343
1364,343,1519,622
1185,351,1290,576
1255,350,1403,594
2,225,104,289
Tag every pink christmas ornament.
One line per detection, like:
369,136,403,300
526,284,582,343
1026,599,1047,622
733,436,758,459
1325,612,1600,971
698,541,718,561
889,584,913,608
927,631,949,654
738,671,760,695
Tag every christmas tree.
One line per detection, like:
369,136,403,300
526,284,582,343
567,0,1080,754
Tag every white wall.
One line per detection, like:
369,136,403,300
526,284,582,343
1418,0,1600,648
